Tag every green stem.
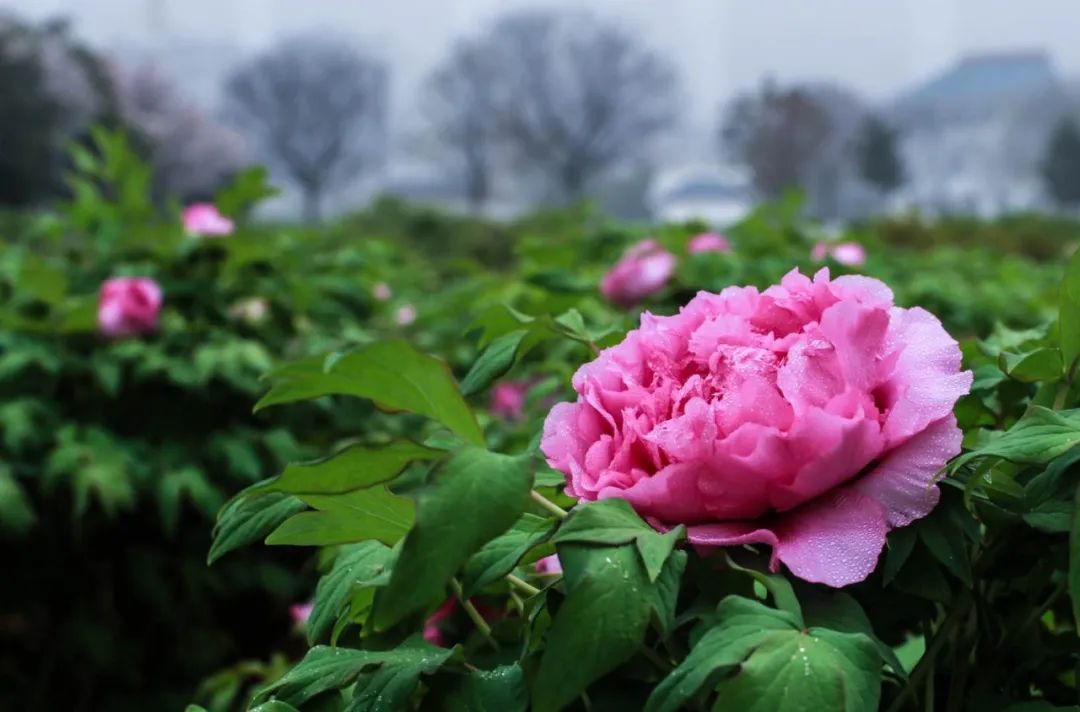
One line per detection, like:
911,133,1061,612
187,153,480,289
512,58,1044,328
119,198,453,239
530,490,569,519
450,578,499,650
506,573,542,597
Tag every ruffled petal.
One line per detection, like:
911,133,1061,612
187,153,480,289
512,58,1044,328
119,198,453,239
853,415,961,527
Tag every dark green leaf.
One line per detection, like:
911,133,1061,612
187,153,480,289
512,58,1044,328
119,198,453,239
348,643,456,712
552,498,682,581
1070,480,1080,635
1060,247,1080,373
433,664,528,712
461,330,528,396
952,407,1080,470
266,488,414,547
460,514,554,597
309,542,394,643
918,511,973,586
372,447,533,629
253,639,454,708
255,341,483,446
256,441,441,496
532,542,683,712
882,526,917,586
1000,348,1064,383
208,490,306,564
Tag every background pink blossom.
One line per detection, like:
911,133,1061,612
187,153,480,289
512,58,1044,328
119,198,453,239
543,268,971,587
372,282,393,301
687,232,731,254
183,203,234,237
813,241,866,267
395,304,417,326
98,277,163,337
490,381,529,421
601,239,676,307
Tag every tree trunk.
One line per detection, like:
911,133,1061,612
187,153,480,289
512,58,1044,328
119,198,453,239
466,164,489,215
301,185,322,223
560,163,588,204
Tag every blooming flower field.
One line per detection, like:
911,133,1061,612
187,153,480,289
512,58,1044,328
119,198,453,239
3,131,1080,711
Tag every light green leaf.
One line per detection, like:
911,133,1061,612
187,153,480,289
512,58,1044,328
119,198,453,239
255,341,483,446
208,490,306,564
0,465,36,533
460,514,554,597
266,487,414,547
255,441,441,496
372,447,533,629
309,541,394,644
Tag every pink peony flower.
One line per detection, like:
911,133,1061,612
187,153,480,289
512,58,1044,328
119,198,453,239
423,599,456,647
687,232,731,254
372,282,393,301
395,304,417,326
541,268,972,587
290,601,313,626
534,554,562,575
601,239,677,307
813,241,866,267
182,203,234,237
491,381,529,421
98,277,163,337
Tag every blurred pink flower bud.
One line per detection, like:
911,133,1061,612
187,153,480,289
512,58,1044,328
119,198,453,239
229,297,269,324
534,554,562,575
290,601,313,626
687,232,731,254
600,239,676,307
182,203,234,237
372,282,393,301
812,241,866,267
395,304,417,326
490,381,529,421
98,277,162,337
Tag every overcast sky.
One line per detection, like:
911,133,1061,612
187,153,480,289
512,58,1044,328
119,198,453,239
6,0,1080,130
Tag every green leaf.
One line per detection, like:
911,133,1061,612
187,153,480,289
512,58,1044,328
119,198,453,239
256,341,483,446
1070,479,1080,635
0,465,36,534
647,596,880,712
532,543,683,712
999,348,1064,383
309,541,394,643
266,487,414,547
348,644,456,712
917,510,973,586
460,514,554,597
256,441,441,496
208,490,306,564
461,330,528,396
1025,445,1080,506
953,407,1080,470
800,590,906,679
552,498,682,581
433,664,528,712
882,527,917,586
372,447,533,629
724,553,803,623
253,638,454,708
1060,246,1080,374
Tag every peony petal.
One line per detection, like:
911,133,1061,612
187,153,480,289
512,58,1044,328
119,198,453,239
773,488,888,587
880,307,973,447
853,415,960,527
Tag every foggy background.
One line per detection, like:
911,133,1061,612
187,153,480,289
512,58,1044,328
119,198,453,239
5,0,1080,222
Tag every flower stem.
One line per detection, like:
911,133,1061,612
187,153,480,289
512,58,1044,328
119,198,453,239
530,490,569,519
506,573,542,597
450,578,498,650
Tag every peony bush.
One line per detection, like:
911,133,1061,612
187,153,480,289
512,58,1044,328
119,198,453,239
205,231,1080,711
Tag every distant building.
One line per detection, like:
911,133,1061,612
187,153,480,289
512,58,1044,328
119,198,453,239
889,50,1065,217
648,164,754,226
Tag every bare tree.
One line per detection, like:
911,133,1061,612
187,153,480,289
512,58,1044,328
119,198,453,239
113,63,246,201
483,10,678,202
420,41,501,213
224,37,387,222
721,81,833,199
